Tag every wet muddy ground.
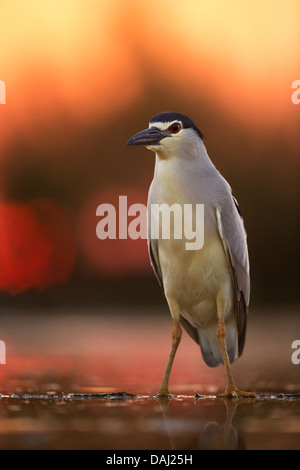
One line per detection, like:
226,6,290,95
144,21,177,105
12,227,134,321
0,307,299,450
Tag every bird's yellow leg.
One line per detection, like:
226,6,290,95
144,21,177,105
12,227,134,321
156,320,182,397
216,318,256,398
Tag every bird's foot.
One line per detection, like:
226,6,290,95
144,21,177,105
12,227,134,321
217,385,257,399
153,388,176,399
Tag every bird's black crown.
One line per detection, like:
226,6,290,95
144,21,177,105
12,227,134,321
149,112,203,140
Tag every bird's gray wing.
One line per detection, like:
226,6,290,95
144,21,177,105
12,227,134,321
148,237,200,344
215,196,250,356
148,238,164,292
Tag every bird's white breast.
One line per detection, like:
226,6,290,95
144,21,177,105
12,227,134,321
148,156,234,328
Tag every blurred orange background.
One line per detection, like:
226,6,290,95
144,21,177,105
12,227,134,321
0,0,299,305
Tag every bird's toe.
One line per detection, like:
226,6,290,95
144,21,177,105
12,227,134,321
218,386,257,399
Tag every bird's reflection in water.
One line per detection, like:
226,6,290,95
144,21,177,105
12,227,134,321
156,396,246,450
197,400,244,450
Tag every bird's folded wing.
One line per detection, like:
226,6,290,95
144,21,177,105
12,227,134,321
215,197,250,355
148,238,200,344
148,238,164,292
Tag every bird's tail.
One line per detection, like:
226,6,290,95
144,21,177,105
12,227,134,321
197,322,238,367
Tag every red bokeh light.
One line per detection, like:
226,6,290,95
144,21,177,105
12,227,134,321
0,198,77,294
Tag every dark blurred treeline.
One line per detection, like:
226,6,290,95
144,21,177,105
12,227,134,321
0,80,299,311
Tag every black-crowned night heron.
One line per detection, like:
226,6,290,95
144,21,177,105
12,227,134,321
127,112,256,398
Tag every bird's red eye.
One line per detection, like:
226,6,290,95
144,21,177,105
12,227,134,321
169,123,181,133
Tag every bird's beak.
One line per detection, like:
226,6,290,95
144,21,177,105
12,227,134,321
126,127,167,146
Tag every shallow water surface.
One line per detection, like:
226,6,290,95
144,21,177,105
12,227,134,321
0,392,299,450
0,307,299,449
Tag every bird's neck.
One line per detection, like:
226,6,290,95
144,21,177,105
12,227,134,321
151,140,226,208
154,139,216,179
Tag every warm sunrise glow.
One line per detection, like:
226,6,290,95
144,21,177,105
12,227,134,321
0,0,141,151
138,0,300,122
0,1,298,285
0,0,299,150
